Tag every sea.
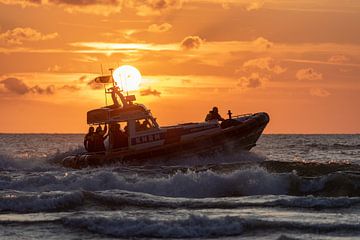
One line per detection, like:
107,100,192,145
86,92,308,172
0,134,360,240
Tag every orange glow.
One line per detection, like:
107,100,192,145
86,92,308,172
0,1,359,133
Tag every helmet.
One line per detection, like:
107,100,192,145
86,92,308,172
212,106,218,112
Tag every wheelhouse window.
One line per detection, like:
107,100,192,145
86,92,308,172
135,118,157,132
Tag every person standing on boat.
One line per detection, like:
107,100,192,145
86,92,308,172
110,123,128,149
84,127,95,152
205,106,225,122
93,125,108,152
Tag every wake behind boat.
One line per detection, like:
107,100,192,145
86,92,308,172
62,67,269,168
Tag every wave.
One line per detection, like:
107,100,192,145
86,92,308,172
305,143,360,151
86,190,360,210
262,160,360,177
0,153,54,171
2,211,359,238
0,167,290,197
0,191,83,213
0,146,86,171
61,213,360,238
2,166,360,197
46,146,85,165
2,189,360,213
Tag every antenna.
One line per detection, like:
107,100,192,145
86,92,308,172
109,68,114,87
104,84,107,106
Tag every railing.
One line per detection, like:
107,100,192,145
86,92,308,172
231,113,253,119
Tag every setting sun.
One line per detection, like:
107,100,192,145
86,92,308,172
112,65,142,92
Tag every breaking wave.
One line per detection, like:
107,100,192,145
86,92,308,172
305,143,360,151
3,213,359,238
0,191,83,212
61,214,360,238
0,153,54,171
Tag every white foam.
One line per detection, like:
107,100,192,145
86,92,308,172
87,190,360,209
62,212,360,238
2,167,289,197
63,214,245,238
0,191,83,212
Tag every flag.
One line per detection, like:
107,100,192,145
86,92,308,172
94,75,112,84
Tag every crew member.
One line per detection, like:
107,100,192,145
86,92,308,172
205,107,225,122
110,123,128,149
93,125,108,152
84,127,95,152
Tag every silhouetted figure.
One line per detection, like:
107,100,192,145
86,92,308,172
84,127,95,152
93,125,107,152
96,125,107,137
205,107,225,122
110,123,128,149
140,119,151,131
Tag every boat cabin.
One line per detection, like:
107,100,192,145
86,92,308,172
87,87,164,152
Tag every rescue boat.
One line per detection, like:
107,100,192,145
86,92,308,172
62,70,269,169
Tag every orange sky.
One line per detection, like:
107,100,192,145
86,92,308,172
0,0,359,133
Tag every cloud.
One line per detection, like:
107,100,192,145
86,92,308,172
243,57,286,74
296,68,323,81
0,0,40,7
0,27,58,45
328,55,349,64
182,79,192,84
238,73,268,89
0,0,184,16
31,85,55,94
245,0,264,11
310,88,330,97
59,84,81,92
48,0,118,6
0,78,29,94
0,78,55,95
148,23,172,33
252,37,273,50
130,0,183,16
140,87,161,97
49,0,123,15
87,79,104,90
47,65,61,72
79,75,88,83
0,0,124,15
180,36,204,50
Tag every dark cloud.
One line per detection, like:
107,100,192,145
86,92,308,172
60,85,81,92
0,78,55,95
246,77,261,88
0,78,29,94
79,75,87,82
0,27,58,45
0,77,81,95
140,88,161,97
131,0,183,15
138,0,181,10
31,85,55,94
87,79,103,90
148,22,172,33
238,73,267,89
296,68,323,81
180,36,204,50
48,0,118,6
